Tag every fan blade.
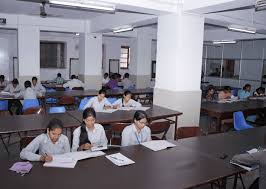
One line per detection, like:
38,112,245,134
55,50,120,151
205,5,255,14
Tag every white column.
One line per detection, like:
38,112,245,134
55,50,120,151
18,25,40,84
131,28,152,89
79,33,102,90
154,12,204,139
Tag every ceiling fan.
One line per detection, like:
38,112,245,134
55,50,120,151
205,0,266,14
26,1,61,18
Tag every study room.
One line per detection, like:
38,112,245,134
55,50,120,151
1,0,266,189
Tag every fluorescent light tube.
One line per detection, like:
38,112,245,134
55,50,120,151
113,26,133,33
49,0,116,12
213,40,236,44
228,25,256,34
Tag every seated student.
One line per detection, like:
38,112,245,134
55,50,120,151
254,87,265,96
239,84,251,99
20,118,70,162
0,75,8,88
72,107,108,151
121,110,151,146
105,74,118,90
204,85,215,101
122,73,134,89
63,75,85,90
102,72,110,86
113,90,141,108
82,89,112,111
32,76,46,94
17,80,39,99
232,151,266,189
4,78,23,94
54,73,65,85
218,86,232,100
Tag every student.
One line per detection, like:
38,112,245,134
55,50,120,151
218,86,232,100
102,73,110,85
254,87,265,96
113,90,141,108
4,78,23,94
32,77,46,94
20,118,70,162
105,74,118,90
54,73,65,85
122,73,134,89
83,89,112,111
63,75,85,90
238,84,251,99
18,80,38,99
0,75,8,88
72,107,108,151
232,151,266,189
121,110,151,146
204,85,215,101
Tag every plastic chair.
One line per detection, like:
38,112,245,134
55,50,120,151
110,122,130,145
23,107,43,115
78,97,92,110
20,136,36,151
233,111,254,131
23,99,40,111
107,97,117,104
0,100,8,111
49,106,66,114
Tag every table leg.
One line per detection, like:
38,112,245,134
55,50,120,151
174,115,178,140
216,118,222,132
0,134,9,154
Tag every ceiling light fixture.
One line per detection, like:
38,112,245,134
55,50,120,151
212,40,236,44
113,25,134,33
228,24,256,34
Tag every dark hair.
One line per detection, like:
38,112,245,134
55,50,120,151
207,85,214,92
57,73,62,77
46,118,63,133
12,78,19,85
71,75,76,79
124,73,129,78
104,73,108,77
124,90,132,96
256,87,265,94
79,108,96,146
32,77,38,81
98,89,106,95
24,80,31,88
223,86,231,92
0,75,4,80
133,110,149,123
243,84,251,90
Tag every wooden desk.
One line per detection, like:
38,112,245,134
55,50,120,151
0,145,240,189
201,100,266,131
67,105,182,139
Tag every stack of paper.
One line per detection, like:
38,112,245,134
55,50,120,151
230,160,259,172
91,146,108,152
141,140,176,151
64,150,105,161
119,106,150,111
119,107,134,111
43,157,77,168
106,153,135,166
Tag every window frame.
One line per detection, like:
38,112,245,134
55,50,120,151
120,46,130,69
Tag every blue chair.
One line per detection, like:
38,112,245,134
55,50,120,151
49,106,66,114
45,89,57,104
23,99,40,111
232,88,238,97
107,97,117,104
78,97,93,110
0,100,8,111
233,111,254,131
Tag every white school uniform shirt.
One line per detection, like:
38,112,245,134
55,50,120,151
72,123,108,152
16,87,38,99
4,84,23,94
122,78,134,89
32,83,46,94
121,124,151,146
82,96,112,111
0,80,8,88
63,78,85,90
102,78,110,85
20,133,70,161
113,98,141,108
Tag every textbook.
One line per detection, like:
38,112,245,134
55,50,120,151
230,160,259,172
141,140,176,151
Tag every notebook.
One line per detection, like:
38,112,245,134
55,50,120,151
141,140,176,151
106,153,135,167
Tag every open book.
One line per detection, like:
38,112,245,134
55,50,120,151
230,160,259,172
141,140,176,151
106,153,135,166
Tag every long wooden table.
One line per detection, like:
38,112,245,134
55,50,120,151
201,99,266,131
0,144,241,189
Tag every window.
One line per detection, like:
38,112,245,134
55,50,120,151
40,41,65,68
120,46,130,69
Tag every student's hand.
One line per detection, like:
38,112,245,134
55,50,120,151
112,105,119,109
79,143,92,151
40,155,53,162
104,106,111,110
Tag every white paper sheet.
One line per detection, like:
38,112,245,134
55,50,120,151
96,109,118,113
63,150,105,161
119,106,150,111
91,146,108,152
141,140,176,151
43,157,77,168
106,153,135,166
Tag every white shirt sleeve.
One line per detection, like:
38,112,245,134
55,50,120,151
104,98,112,106
39,84,46,93
20,135,42,161
62,135,71,153
3,84,10,92
63,81,70,88
129,99,142,107
121,127,131,147
72,127,81,152
99,126,108,146
112,99,122,107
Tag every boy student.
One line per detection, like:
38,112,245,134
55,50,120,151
122,73,134,90
63,75,85,90
32,77,46,94
0,75,8,88
112,90,141,109
102,73,110,85
54,73,65,85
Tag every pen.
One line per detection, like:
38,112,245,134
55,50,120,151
109,156,124,162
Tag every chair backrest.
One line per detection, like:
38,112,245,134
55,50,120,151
110,122,130,145
56,87,65,91
78,97,93,110
23,99,40,110
49,106,66,114
20,136,36,151
72,87,84,91
107,97,117,104
233,111,254,131
176,126,202,140
23,107,43,115
0,100,8,111
58,96,75,105
148,121,170,140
